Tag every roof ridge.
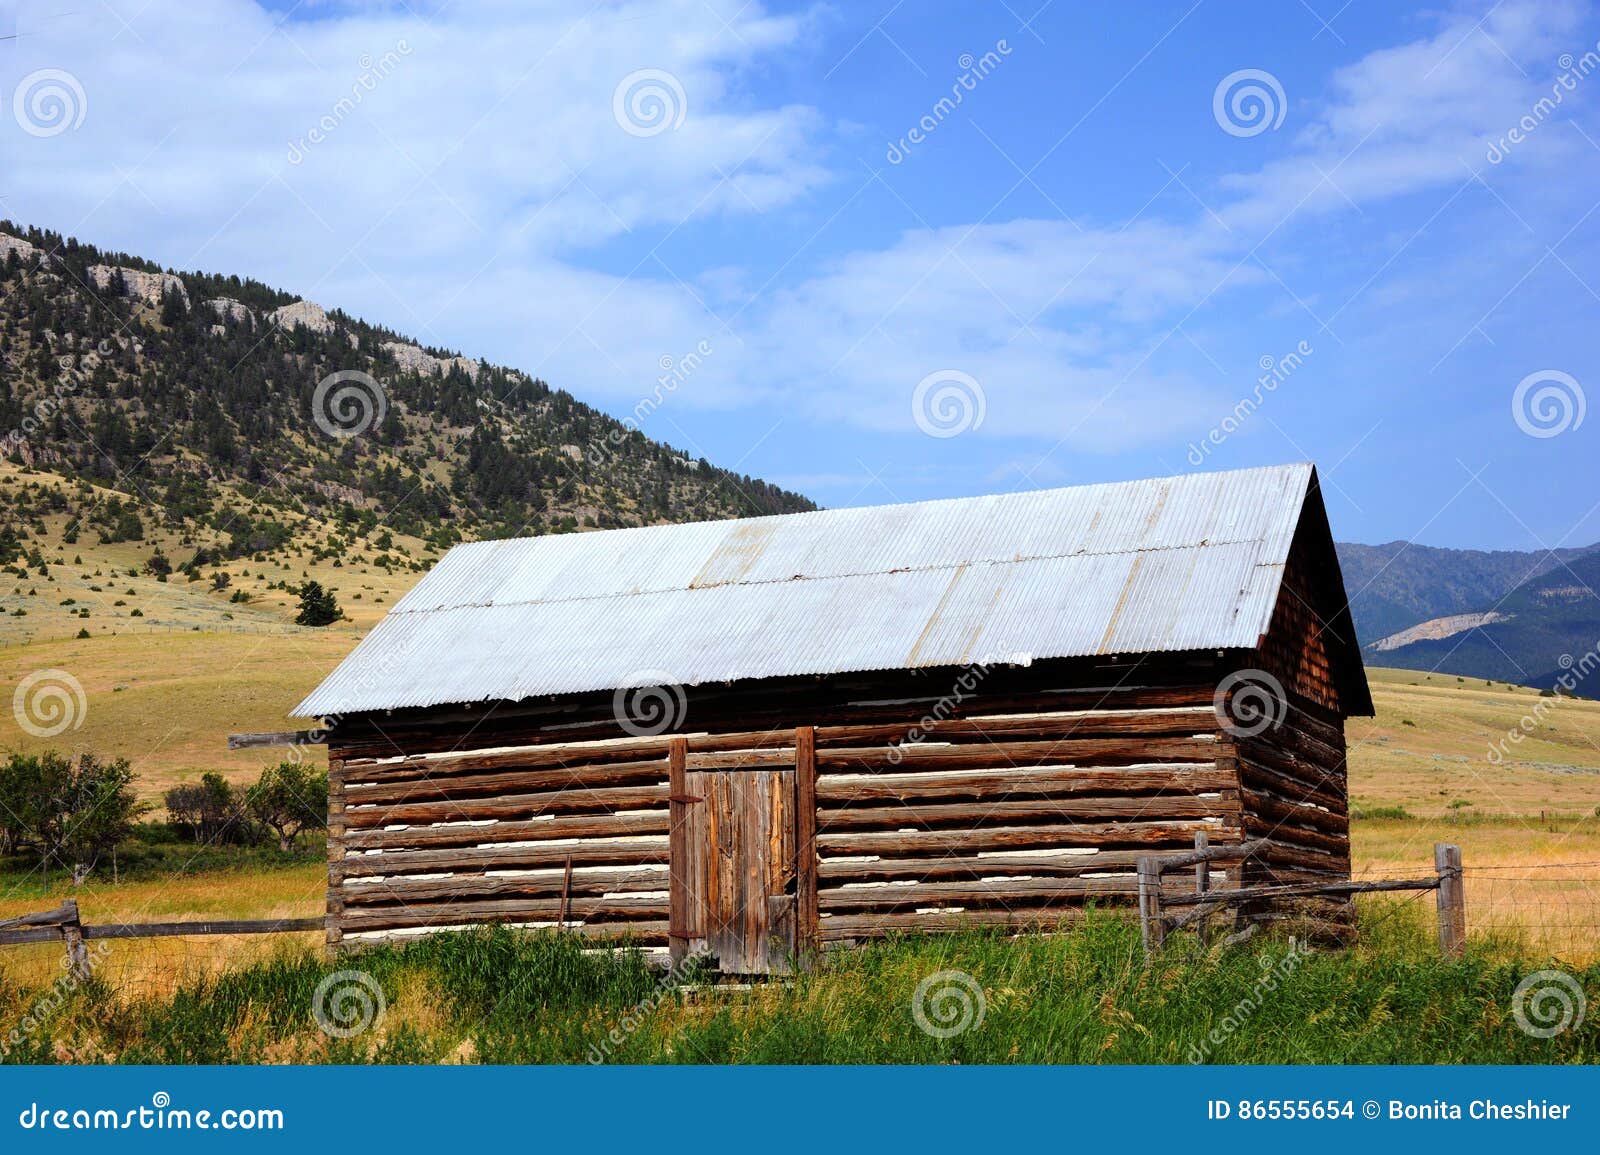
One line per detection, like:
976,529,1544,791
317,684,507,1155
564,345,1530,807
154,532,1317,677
439,462,1314,554
391,533,1277,614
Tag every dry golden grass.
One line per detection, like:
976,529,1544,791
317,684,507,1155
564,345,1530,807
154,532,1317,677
0,631,350,794
1348,666,1600,819
0,461,434,645
0,863,325,992
1353,816,1600,963
1341,668,1600,960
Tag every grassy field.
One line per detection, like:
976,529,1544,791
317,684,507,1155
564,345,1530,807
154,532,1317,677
0,630,348,792
3,637,1599,990
3,910,1594,1064
1,462,438,792
0,648,1594,1021
5,479,1600,1058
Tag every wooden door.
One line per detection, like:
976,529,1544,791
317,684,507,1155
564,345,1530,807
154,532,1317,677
670,745,798,974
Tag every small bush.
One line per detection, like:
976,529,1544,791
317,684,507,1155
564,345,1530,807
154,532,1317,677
1352,804,1413,820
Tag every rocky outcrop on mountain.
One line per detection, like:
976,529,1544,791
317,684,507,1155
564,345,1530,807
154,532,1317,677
1366,548,1600,695
1336,539,1595,645
0,234,47,264
207,298,255,325
89,264,189,307
1371,612,1510,652
268,299,335,334
382,340,481,381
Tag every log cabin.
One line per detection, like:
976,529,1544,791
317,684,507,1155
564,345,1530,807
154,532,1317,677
287,462,1371,973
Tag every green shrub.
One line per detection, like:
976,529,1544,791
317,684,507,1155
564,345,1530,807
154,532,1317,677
1352,805,1413,820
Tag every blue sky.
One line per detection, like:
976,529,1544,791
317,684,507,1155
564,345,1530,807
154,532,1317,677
2,0,1598,549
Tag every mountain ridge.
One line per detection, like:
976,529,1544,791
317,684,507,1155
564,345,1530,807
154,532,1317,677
1333,538,1597,647
1,220,814,552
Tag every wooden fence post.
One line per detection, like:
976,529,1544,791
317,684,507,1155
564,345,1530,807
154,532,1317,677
1137,856,1165,958
1434,843,1465,959
60,899,91,980
558,857,574,929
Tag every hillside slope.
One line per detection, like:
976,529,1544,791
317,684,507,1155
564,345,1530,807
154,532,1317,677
0,222,812,550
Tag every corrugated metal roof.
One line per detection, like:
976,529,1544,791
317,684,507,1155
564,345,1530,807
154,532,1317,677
293,463,1316,717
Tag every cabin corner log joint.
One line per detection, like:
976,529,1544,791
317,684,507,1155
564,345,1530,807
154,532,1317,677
289,463,1371,973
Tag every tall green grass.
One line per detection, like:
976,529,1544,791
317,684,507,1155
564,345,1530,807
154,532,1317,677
2,904,1595,1064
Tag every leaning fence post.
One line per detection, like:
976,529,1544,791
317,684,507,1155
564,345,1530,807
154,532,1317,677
1434,843,1465,959
1137,856,1165,958
60,899,91,980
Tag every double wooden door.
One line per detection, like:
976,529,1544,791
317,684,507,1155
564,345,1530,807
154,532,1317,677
668,743,799,975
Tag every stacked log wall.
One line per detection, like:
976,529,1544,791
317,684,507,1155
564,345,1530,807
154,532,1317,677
322,656,1352,950
808,693,1242,942
324,662,1249,947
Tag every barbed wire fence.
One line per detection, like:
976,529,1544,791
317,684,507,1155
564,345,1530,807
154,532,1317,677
1453,861,1600,963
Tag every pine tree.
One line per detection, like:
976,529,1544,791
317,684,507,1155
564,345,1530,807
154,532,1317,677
295,580,342,626
160,284,188,326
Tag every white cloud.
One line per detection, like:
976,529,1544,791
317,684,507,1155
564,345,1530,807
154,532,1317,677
1222,0,1587,232
4,0,828,312
5,0,1597,470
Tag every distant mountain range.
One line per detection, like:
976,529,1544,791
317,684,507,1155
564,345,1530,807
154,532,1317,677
1336,540,1600,696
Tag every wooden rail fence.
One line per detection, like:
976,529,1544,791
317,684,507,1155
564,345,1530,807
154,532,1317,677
0,900,324,976
1137,838,1464,959
0,841,1471,977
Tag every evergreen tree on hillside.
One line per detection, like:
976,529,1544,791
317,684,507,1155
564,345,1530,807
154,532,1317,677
295,580,342,627
160,283,188,326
